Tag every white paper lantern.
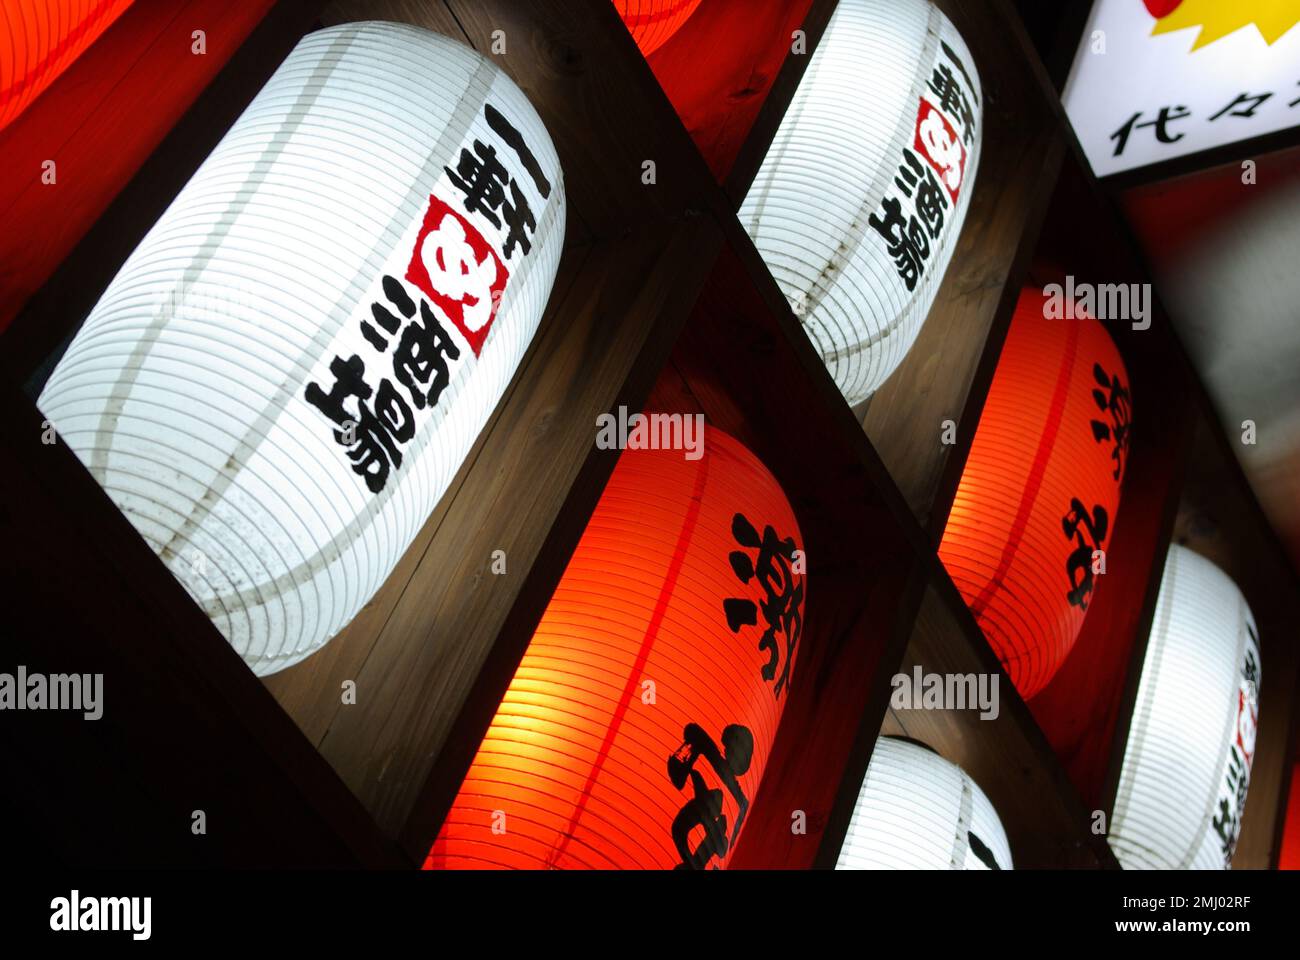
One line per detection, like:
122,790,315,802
837,736,1012,870
1111,545,1262,870
739,0,983,404
38,22,566,675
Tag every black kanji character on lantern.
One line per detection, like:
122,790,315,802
968,831,1002,870
1110,106,1191,157
1290,82,1300,108
894,149,923,196
1244,631,1260,688
894,150,949,240
723,513,803,699
1209,91,1273,122
1089,363,1132,481
941,42,980,105
929,51,976,143
1212,749,1249,863
445,138,507,223
1062,498,1108,610
869,196,930,291
305,355,415,494
445,140,537,259
485,103,552,199
361,274,417,352
667,723,753,870
391,298,462,411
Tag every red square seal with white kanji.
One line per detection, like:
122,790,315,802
406,193,509,357
914,97,968,204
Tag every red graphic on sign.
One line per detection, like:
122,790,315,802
1236,685,1258,766
914,98,967,204
1143,0,1183,18
406,193,508,357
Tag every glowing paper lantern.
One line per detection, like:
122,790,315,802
38,22,566,675
427,429,805,869
611,0,703,56
1281,761,1300,871
0,0,135,131
1111,545,1261,869
739,0,983,404
837,737,1013,870
939,288,1131,699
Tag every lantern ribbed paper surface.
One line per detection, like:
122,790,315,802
739,0,983,404
612,0,703,56
837,737,1013,870
0,0,134,130
939,288,1131,699
427,429,805,869
1111,545,1261,870
38,22,565,675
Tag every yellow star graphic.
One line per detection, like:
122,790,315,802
1151,0,1300,49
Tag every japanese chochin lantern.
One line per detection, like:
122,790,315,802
938,288,1131,699
611,0,703,56
837,737,1013,870
427,428,805,869
0,0,135,131
739,0,983,404
1111,545,1261,870
38,22,566,674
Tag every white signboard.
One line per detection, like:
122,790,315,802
1064,0,1300,177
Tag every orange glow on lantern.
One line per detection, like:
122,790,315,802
612,0,703,56
427,427,805,869
0,0,135,131
939,287,1132,699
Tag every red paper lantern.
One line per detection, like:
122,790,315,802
0,0,135,131
939,288,1132,699
612,0,703,56
1282,759,1300,871
0,2,276,334
427,427,805,869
